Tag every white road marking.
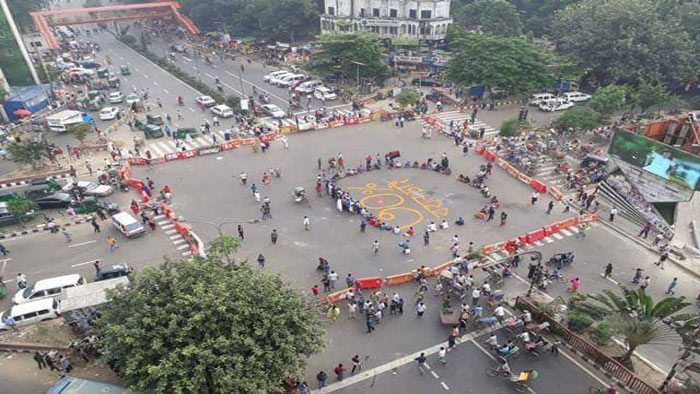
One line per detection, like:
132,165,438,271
182,251,192,256
1,258,11,273
440,382,449,391
157,220,170,226
134,67,139,72
143,74,148,78
177,244,189,250
544,237,554,243
169,235,182,240
430,371,439,379
165,229,178,235
163,89,169,94
188,107,195,112
153,81,158,86
70,259,99,268
183,57,191,62
524,244,535,250
170,235,184,242
172,239,186,244
154,215,166,220
553,233,564,239
161,224,175,229
534,240,544,246
560,229,573,236
68,240,97,248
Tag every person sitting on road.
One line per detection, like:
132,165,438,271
440,219,449,229
455,217,465,225
427,222,437,232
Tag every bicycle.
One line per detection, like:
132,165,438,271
485,366,511,378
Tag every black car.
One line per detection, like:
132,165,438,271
411,77,441,87
96,262,132,281
169,44,187,54
31,192,73,209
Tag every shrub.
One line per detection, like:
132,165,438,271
594,321,613,345
566,310,594,332
500,118,521,137
121,34,136,45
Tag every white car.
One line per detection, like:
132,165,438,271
261,104,286,118
211,104,233,118
196,95,216,107
295,80,323,94
108,91,124,104
67,67,95,77
277,74,306,88
125,94,140,105
538,99,575,112
562,91,592,102
529,93,557,106
314,87,337,101
63,180,114,197
264,70,292,82
99,107,120,121
270,72,297,86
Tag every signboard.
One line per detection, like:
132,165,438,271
198,145,221,156
609,130,700,191
360,19,400,27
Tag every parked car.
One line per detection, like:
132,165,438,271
529,93,557,106
562,91,592,102
270,72,299,86
261,104,286,118
99,107,120,121
108,91,124,104
211,104,234,118
62,181,113,197
12,274,85,305
314,87,337,101
31,193,96,209
95,262,131,281
169,44,187,53
125,94,140,105
0,299,61,331
411,77,441,87
196,95,216,107
538,99,575,112
277,74,307,87
295,80,323,94
264,70,292,82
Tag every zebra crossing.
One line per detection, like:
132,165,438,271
144,130,227,158
419,110,500,138
484,221,601,262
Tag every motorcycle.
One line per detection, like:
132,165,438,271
545,252,574,269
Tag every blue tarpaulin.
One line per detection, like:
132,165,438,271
3,84,52,122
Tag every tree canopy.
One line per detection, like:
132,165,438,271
181,0,319,40
395,88,420,108
551,0,699,87
552,107,600,131
97,256,325,393
456,0,523,37
445,34,553,94
308,33,390,85
510,0,581,37
6,0,48,32
6,140,56,168
588,85,629,117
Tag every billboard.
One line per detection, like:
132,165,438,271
609,130,700,191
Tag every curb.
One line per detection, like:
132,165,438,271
0,173,71,189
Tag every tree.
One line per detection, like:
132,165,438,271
70,123,92,145
225,95,241,111
570,287,691,365
588,85,629,116
445,34,554,94
500,118,522,137
509,0,581,37
308,33,391,85
6,140,55,168
552,107,600,131
6,0,48,32
458,0,523,37
632,80,679,114
207,234,242,266
6,198,39,226
552,0,699,87
97,256,325,393
395,88,420,108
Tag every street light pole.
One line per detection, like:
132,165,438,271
521,251,543,297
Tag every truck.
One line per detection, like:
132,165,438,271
45,110,93,132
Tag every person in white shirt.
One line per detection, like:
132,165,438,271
482,283,491,296
440,219,449,229
427,222,437,232
487,334,498,349
471,288,481,305
518,331,530,344
522,310,532,324
494,305,505,321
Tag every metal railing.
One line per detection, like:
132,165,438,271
515,297,662,394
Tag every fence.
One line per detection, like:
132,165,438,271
515,297,662,394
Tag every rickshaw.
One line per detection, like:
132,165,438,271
108,77,120,89
510,369,538,392
120,65,131,76
144,124,164,139
175,127,199,139
293,187,308,203
146,114,164,126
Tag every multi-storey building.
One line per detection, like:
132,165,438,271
320,0,453,42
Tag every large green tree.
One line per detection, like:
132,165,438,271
552,107,600,131
308,33,390,85
588,85,629,116
97,255,325,393
445,34,553,94
6,140,55,168
6,0,48,32
552,0,698,87
457,0,523,37
509,0,580,37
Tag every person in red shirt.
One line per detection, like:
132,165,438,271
405,227,415,236
333,363,347,381
311,285,320,296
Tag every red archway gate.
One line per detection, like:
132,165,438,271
31,1,200,49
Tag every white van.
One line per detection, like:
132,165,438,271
12,274,85,305
562,91,592,102
0,298,61,331
295,80,323,94
112,212,145,238
529,93,557,106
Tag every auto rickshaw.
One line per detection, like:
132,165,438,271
146,114,164,126
293,187,307,203
175,127,199,139
108,77,120,89
120,65,131,76
144,124,164,139
133,118,149,131
97,68,109,78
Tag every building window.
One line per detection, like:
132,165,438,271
372,8,380,17
327,6,334,16
420,10,432,19
409,9,417,19
390,9,397,18
360,8,365,17
389,27,398,35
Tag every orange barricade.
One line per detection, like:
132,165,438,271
220,140,238,151
578,213,600,223
357,117,371,124
315,122,329,129
548,186,564,201
543,223,560,235
128,157,149,166
329,120,344,128
174,222,189,236
476,144,485,155
355,277,383,290
345,117,358,125
127,178,144,189
526,229,546,243
432,260,455,273
326,287,354,304
530,179,547,193
140,191,150,203
516,234,529,245
485,150,497,162
557,216,578,228
517,173,532,183
385,272,414,285
481,244,496,255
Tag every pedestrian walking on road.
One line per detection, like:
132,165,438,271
0,243,9,256
631,268,643,284
257,254,265,268
639,223,652,239
372,240,380,255
360,221,366,232
334,363,346,381
303,215,311,231
346,273,355,288
655,252,669,269
93,261,100,274
61,227,72,242
666,278,679,295
438,347,447,365
44,353,58,372
33,351,46,369
316,371,327,389
575,223,587,238
603,263,613,278
640,276,651,291
239,172,247,185
423,231,430,246
16,273,27,289
271,229,278,244
317,157,322,170
311,285,320,296
351,355,362,374
107,236,118,252
531,191,539,205
500,212,507,226
546,201,554,215
609,207,618,222
416,302,427,318
415,353,427,375
237,225,244,239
